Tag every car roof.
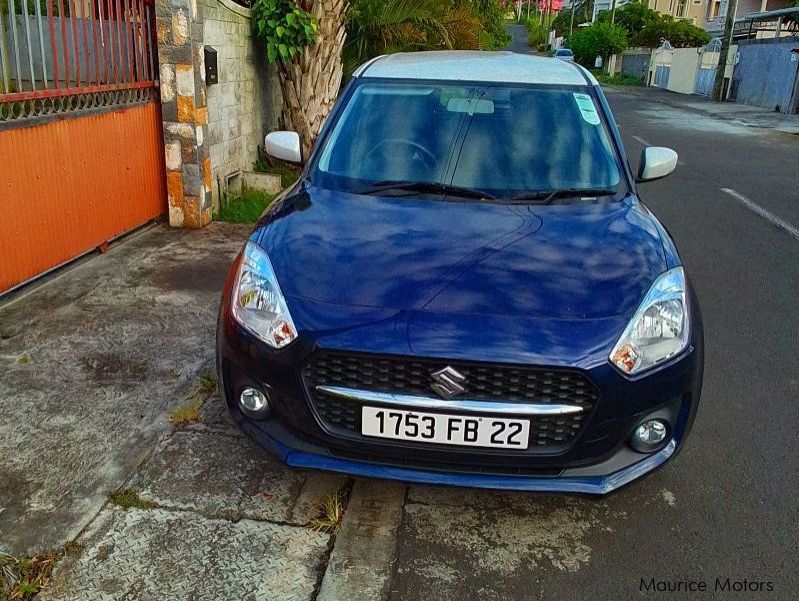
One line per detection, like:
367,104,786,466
354,51,596,86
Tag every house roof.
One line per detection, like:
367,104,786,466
355,51,597,87
743,6,799,21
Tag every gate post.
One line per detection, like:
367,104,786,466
154,0,212,228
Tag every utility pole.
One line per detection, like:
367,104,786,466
569,5,576,36
610,0,618,25
712,0,738,101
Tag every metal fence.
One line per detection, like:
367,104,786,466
0,0,158,122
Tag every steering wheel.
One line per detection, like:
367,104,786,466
364,138,438,175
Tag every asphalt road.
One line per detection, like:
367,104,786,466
568,89,799,596
506,22,535,54
390,90,799,600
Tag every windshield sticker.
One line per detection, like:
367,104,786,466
573,93,600,125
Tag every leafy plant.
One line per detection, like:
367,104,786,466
567,22,627,67
251,0,319,63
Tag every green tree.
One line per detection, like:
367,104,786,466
596,1,710,48
596,1,659,37
566,22,627,66
551,0,594,35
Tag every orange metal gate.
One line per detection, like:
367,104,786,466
0,0,165,295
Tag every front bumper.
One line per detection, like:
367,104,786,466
230,406,681,494
216,295,704,495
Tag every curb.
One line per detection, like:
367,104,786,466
317,480,406,601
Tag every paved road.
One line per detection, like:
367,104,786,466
388,91,799,600
506,22,535,54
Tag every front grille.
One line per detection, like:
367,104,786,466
302,351,598,449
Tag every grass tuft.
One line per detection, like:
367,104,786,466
107,489,155,511
309,490,348,534
169,398,204,428
1,551,60,601
168,373,217,428
197,372,217,395
216,189,276,224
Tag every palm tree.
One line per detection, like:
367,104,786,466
277,0,348,157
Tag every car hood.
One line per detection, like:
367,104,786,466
254,185,667,322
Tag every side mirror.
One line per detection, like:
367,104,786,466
265,131,302,164
637,147,678,183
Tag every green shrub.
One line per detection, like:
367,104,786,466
592,71,645,86
524,15,551,48
567,23,627,67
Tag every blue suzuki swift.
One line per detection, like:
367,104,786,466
216,51,703,494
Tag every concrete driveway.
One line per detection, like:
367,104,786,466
1,224,349,599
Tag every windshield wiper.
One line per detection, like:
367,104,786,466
356,180,495,200
509,188,618,204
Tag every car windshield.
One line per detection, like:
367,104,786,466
556,50,573,56
312,80,624,200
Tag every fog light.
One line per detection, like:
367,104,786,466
631,419,668,453
239,387,270,418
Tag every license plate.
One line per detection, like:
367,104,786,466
361,406,530,449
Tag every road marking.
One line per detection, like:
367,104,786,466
720,188,799,241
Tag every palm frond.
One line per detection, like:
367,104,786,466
344,0,483,75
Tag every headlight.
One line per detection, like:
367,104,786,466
610,267,689,375
231,242,297,349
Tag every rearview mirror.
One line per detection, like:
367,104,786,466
265,131,302,164
637,147,678,183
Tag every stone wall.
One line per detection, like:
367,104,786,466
155,0,212,228
203,0,282,209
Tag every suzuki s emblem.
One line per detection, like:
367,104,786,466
430,366,467,399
